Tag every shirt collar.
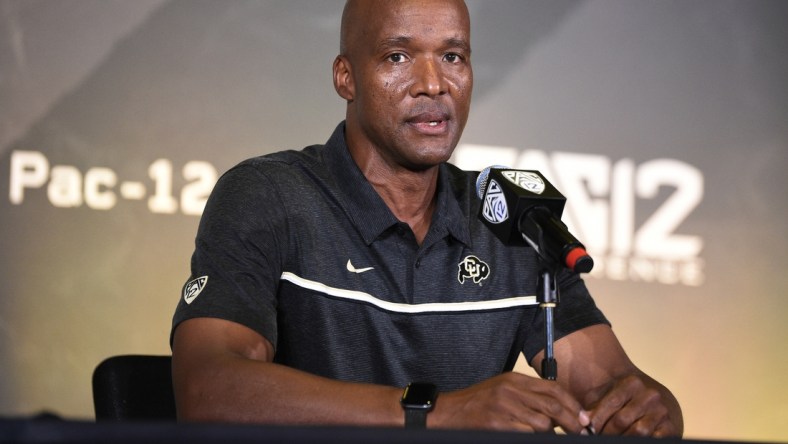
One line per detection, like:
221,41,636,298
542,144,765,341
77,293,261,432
322,122,472,247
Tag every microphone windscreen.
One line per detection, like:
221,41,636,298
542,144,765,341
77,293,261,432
475,165,509,199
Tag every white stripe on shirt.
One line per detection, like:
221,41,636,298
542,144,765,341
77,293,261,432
280,271,538,314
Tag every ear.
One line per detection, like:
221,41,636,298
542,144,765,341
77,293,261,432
333,55,355,101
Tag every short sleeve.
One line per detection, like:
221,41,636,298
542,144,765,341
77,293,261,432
171,162,288,348
520,270,610,364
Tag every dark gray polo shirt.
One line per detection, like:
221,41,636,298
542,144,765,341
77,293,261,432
172,122,608,391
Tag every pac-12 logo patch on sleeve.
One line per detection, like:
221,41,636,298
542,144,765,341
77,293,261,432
183,276,208,304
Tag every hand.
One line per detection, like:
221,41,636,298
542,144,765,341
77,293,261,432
430,372,591,434
588,373,682,437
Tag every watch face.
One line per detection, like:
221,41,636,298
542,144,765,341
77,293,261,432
401,383,438,409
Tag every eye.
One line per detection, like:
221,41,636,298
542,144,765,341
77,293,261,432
387,52,407,63
444,53,463,64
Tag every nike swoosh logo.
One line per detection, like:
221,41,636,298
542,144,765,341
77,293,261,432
347,259,374,274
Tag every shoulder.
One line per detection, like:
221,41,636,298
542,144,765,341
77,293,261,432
197,145,330,228
213,145,328,194
231,144,325,178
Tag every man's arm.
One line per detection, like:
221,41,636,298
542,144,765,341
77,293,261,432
532,323,684,437
171,317,403,425
172,318,680,435
173,317,594,433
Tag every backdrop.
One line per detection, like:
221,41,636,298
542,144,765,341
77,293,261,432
1,1,786,442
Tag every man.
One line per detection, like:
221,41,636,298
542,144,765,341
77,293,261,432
171,0,683,436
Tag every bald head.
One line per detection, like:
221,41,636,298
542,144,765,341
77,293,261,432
340,0,470,58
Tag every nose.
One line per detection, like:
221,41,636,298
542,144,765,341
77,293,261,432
410,56,447,97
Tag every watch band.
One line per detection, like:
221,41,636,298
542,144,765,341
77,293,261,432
404,407,428,428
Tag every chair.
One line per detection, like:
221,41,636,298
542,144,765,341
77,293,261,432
92,355,177,421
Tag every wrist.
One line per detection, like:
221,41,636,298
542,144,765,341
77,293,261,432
400,382,438,429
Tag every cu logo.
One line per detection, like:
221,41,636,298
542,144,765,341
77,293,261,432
458,255,491,285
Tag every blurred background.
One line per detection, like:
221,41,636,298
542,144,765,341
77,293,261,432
1,1,786,441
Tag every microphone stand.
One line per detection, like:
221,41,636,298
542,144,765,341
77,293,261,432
537,264,559,380
536,261,596,435
522,209,593,381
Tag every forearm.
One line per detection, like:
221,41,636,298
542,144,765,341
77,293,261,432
171,318,404,426
174,352,403,425
539,324,683,436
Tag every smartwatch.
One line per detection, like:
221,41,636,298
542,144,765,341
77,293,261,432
400,382,438,428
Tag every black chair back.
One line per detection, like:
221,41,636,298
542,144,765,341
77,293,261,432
92,355,176,421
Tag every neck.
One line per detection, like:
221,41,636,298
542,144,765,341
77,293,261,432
375,168,438,244
350,151,439,246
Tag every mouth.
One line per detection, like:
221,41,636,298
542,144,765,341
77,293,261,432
407,111,451,134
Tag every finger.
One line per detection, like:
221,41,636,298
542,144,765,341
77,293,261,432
509,408,556,433
615,404,660,436
593,377,666,436
589,377,639,434
617,396,670,437
482,390,557,433
652,418,681,438
482,373,589,433
522,385,590,434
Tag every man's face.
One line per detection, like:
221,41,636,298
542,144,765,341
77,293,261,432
341,0,473,171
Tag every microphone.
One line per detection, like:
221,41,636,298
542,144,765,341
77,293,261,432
475,166,594,274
